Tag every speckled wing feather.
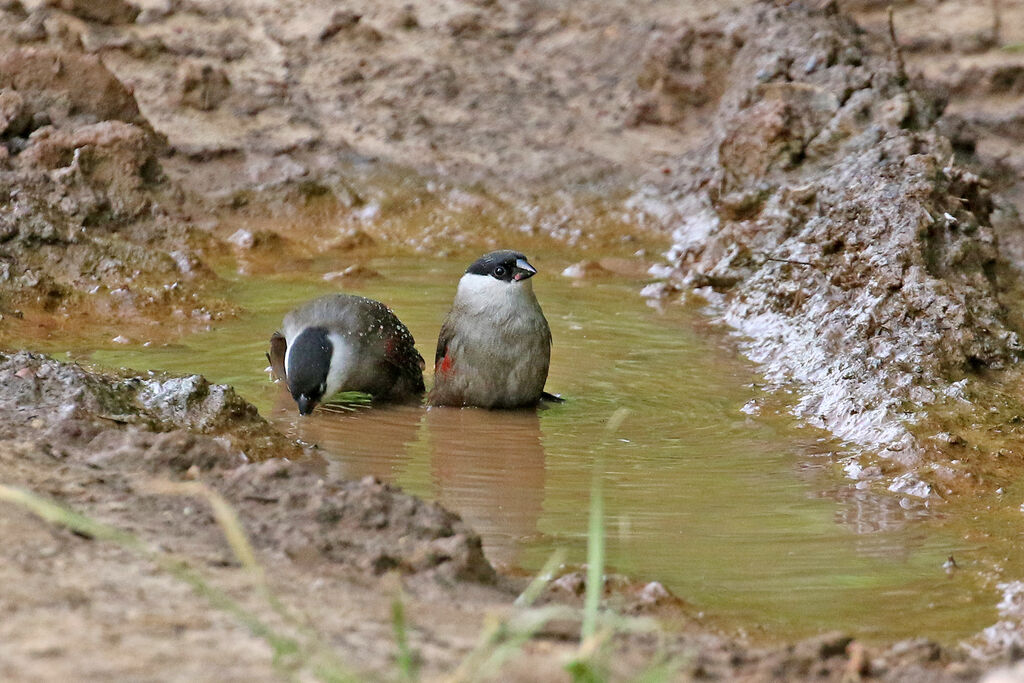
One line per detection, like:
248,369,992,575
375,301,425,395
267,331,287,381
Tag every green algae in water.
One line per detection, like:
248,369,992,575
88,255,999,645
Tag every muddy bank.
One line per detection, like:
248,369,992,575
15,0,696,261
0,351,496,680
0,350,491,580
628,1,1024,499
856,0,1024,208
0,15,240,340
1,0,677,336
0,351,992,680
60,0,740,195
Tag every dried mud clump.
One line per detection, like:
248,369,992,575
0,46,164,219
0,47,154,130
46,0,140,26
630,24,737,128
0,350,297,460
221,462,495,582
177,62,231,111
0,37,227,329
646,2,1022,479
0,350,494,581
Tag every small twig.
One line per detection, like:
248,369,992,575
763,255,816,268
317,403,360,414
887,6,906,82
95,414,134,424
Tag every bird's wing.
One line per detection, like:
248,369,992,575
434,315,455,369
376,306,426,393
384,331,425,372
267,331,287,381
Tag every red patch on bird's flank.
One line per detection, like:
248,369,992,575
439,354,453,375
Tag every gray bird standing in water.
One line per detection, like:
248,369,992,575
428,250,556,409
268,294,425,415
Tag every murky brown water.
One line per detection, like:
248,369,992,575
45,251,1013,646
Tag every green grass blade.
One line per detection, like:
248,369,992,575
581,464,604,642
392,589,418,681
514,547,568,607
581,408,628,642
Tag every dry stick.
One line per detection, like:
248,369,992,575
887,6,906,83
763,255,816,268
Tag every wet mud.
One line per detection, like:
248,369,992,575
3,0,1024,679
632,2,1024,501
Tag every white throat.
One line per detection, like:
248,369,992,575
453,273,537,321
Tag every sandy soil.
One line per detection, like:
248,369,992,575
2,0,1024,680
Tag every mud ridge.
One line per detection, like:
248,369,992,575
638,1,1024,497
0,21,234,338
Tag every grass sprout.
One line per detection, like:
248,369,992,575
583,407,629,641
514,547,568,608
391,586,419,681
320,391,374,413
445,605,577,683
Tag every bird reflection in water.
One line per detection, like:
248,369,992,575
273,394,423,482
424,406,546,569
271,393,547,569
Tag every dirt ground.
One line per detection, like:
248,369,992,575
3,0,1024,680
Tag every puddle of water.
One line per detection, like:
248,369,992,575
73,254,1001,644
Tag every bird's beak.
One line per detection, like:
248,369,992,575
513,257,537,281
297,394,316,416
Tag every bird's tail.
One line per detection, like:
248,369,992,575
267,331,287,381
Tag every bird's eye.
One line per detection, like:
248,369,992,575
493,266,506,278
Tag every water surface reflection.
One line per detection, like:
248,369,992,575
277,399,547,568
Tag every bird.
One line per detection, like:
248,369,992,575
267,294,425,415
428,249,558,409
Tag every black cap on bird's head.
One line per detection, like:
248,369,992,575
466,250,537,282
286,327,333,416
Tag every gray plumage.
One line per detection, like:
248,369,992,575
428,250,552,409
268,294,424,415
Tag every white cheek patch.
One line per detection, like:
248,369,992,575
324,331,352,398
